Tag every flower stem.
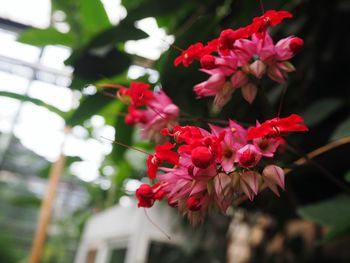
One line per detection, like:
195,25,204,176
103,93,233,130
259,0,265,14
285,142,350,195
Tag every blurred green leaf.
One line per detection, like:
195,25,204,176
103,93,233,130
114,160,133,186
79,0,111,40
112,105,134,161
0,91,66,117
125,0,188,20
66,92,115,126
344,171,350,183
298,195,350,241
69,48,131,81
301,98,343,126
11,196,41,207
87,20,149,49
18,28,76,46
331,117,350,141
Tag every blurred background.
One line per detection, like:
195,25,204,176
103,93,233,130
0,0,349,262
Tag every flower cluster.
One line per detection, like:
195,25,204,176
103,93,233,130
174,10,303,109
101,9,310,226
136,114,308,225
104,82,180,141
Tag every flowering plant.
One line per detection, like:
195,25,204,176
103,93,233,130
104,9,309,225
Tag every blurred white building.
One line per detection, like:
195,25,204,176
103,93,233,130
75,202,188,263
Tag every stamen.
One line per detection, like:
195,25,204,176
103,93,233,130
96,83,126,89
272,126,281,137
160,38,184,52
100,136,151,156
100,91,118,99
144,209,171,240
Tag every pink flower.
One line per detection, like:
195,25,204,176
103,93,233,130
253,137,281,157
194,74,226,97
275,36,304,60
194,73,236,110
140,90,180,140
253,31,303,83
237,144,262,168
109,82,180,142
209,120,247,172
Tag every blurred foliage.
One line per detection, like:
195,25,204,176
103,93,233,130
1,0,348,262
298,195,350,241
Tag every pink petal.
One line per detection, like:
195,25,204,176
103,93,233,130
249,60,266,79
262,165,285,189
240,171,260,195
240,178,255,201
241,83,258,104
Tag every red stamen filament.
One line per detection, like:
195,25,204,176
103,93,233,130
144,208,171,240
161,38,184,52
100,136,151,156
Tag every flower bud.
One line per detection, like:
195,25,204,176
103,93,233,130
187,196,202,211
200,55,216,69
136,184,155,208
191,146,213,169
289,37,304,54
237,144,261,168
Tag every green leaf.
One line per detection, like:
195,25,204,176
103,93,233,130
0,91,66,117
114,160,133,186
344,171,350,183
66,92,115,126
301,98,343,126
298,195,350,241
125,0,188,20
79,0,111,39
18,28,76,46
87,21,149,49
331,116,350,141
323,224,350,242
112,105,134,161
68,47,132,81
11,196,41,207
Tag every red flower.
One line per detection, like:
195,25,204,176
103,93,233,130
191,146,214,169
174,43,205,67
123,82,154,107
147,142,179,179
162,125,203,144
136,184,155,208
136,183,166,208
250,10,293,35
247,114,309,140
125,106,146,125
218,27,251,53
